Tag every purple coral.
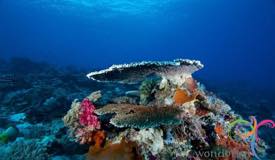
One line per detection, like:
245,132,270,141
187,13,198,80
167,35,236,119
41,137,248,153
79,98,101,130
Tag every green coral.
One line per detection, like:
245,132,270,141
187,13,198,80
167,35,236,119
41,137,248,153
0,133,9,144
0,127,19,144
139,78,159,105
95,104,182,129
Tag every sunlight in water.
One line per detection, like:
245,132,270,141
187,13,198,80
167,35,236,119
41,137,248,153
20,0,178,17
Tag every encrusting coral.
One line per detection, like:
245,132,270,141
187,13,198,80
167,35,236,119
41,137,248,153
173,88,198,106
87,138,141,160
95,104,182,129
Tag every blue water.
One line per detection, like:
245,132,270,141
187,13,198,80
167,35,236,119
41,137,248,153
0,0,275,89
0,1,275,159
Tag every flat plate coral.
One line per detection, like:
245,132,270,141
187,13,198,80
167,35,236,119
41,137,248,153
87,59,203,85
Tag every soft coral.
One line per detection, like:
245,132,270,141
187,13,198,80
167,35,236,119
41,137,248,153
79,98,101,130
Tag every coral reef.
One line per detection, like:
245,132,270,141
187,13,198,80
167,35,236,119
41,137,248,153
0,58,274,160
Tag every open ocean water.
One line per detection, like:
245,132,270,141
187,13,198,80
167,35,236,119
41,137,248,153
0,0,274,160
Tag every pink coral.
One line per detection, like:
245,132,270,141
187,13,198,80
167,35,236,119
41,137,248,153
79,98,101,130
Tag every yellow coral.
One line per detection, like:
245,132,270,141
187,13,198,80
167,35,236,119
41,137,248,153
63,99,81,133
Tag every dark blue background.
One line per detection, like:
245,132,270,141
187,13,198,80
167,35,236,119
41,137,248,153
0,0,275,90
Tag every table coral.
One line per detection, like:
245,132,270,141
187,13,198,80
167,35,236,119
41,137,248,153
87,59,203,86
95,104,182,129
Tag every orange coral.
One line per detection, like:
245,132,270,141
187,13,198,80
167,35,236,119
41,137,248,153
76,130,106,146
87,138,141,160
214,123,224,137
173,88,197,105
214,123,252,160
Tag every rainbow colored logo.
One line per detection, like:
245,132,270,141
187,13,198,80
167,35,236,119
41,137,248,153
228,116,275,160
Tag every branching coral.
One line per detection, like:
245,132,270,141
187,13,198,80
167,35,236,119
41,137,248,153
95,104,182,129
63,99,81,134
0,138,48,160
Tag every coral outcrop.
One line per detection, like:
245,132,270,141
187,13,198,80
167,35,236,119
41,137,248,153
82,59,273,160
1,58,274,160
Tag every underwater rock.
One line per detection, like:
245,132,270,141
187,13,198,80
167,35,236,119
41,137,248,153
87,59,203,85
95,104,182,129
